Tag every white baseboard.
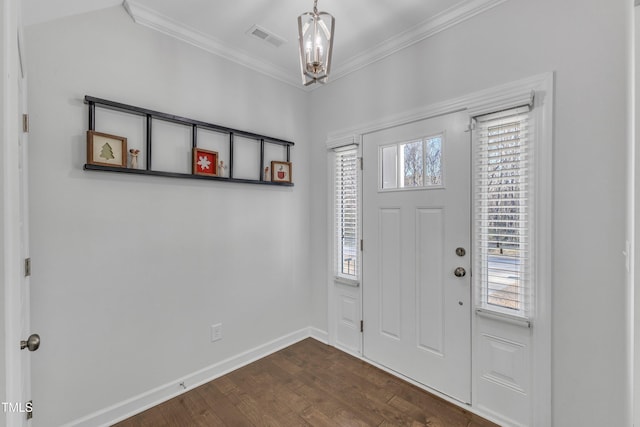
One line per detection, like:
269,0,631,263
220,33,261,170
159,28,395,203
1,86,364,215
308,327,328,343
63,327,322,427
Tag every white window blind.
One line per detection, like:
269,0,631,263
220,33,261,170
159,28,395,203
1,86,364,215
334,146,359,282
474,106,533,319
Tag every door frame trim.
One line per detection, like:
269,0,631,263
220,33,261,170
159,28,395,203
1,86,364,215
326,72,553,425
3,0,29,426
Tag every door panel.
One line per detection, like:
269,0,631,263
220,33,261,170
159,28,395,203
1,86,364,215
362,111,471,403
379,208,401,339
334,285,361,354
416,207,444,355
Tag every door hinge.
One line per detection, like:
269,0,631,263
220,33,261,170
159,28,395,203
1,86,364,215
26,400,33,420
360,239,363,251
22,114,29,133
359,157,363,170
24,258,31,277
360,320,364,333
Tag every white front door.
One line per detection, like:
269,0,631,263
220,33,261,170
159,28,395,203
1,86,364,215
362,110,471,402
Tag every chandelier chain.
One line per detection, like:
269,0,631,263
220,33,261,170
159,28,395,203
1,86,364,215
313,0,318,14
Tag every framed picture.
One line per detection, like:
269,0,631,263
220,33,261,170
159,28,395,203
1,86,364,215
193,148,219,176
87,131,127,167
271,161,292,183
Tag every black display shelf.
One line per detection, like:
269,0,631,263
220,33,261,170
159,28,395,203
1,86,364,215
83,96,294,187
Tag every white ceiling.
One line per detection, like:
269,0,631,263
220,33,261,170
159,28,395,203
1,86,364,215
22,0,507,88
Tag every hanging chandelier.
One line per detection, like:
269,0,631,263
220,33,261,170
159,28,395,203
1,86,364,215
297,0,335,86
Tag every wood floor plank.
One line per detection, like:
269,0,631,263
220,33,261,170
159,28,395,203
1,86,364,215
197,382,256,426
293,377,381,425
299,407,337,427
309,362,419,425
113,339,500,427
225,366,310,426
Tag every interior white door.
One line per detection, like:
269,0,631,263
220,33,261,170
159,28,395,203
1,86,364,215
18,52,33,424
362,110,471,403
5,19,33,425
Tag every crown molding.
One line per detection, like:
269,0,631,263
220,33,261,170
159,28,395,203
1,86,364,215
330,0,510,83
123,0,509,91
123,0,301,88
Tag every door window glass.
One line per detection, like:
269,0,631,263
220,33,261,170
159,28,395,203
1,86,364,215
379,135,443,191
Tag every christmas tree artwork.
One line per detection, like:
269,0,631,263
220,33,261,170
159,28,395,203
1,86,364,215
99,143,115,161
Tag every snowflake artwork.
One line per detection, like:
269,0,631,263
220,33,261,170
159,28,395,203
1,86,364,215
193,148,218,176
198,155,211,171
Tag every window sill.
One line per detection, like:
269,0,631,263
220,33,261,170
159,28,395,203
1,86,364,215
475,308,531,328
334,276,360,287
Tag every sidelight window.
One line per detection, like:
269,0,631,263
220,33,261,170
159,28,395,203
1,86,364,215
474,106,533,319
333,145,360,282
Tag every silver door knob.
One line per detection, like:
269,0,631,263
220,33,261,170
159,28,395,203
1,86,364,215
20,334,40,352
454,267,466,278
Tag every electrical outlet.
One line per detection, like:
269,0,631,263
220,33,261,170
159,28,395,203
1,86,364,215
211,323,222,342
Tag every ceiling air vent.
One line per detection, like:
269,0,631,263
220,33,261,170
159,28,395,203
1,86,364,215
246,25,286,48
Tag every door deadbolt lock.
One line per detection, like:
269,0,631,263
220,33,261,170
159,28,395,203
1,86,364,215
455,247,466,257
454,267,466,278
20,334,40,352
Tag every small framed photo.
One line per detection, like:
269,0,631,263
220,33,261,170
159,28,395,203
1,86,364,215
87,131,127,167
271,161,292,183
193,148,219,176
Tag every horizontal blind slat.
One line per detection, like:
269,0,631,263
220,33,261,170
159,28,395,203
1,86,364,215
474,110,532,319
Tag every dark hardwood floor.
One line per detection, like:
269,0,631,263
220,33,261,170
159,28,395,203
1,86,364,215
113,338,499,427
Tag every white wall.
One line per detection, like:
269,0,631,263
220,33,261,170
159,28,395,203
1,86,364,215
309,0,631,425
26,6,311,426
